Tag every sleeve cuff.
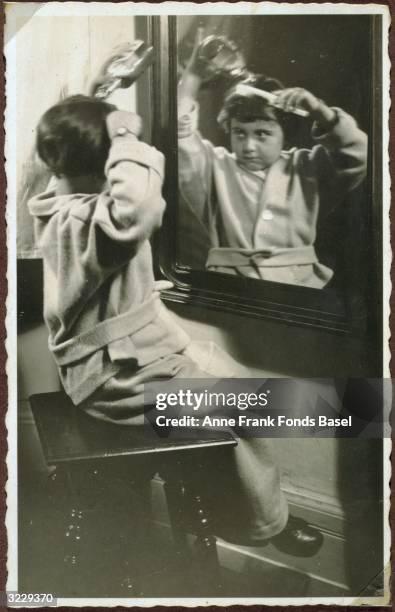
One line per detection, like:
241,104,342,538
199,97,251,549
312,107,359,146
178,99,200,138
105,140,165,181
106,110,142,140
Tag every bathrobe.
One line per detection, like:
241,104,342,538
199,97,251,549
28,110,288,542
29,116,192,407
178,100,367,288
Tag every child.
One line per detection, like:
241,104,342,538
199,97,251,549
178,47,368,288
29,94,196,417
28,77,321,554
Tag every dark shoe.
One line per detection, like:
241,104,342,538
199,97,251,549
270,516,324,557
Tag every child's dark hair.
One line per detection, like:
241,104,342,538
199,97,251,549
36,95,116,178
218,75,300,146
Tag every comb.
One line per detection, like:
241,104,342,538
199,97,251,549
233,83,309,118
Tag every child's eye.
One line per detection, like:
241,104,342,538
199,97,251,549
256,131,270,138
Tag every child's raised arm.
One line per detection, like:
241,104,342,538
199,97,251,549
276,87,368,195
97,109,165,243
178,28,207,103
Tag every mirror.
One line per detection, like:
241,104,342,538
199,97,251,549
157,15,382,334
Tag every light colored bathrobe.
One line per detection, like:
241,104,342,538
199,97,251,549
178,100,367,288
29,125,192,406
29,111,288,541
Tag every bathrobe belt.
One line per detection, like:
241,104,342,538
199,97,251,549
50,294,164,367
206,245,318,268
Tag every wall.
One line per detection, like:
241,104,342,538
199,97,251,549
14,13,138,258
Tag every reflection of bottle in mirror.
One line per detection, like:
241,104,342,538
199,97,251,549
94,40,154,99
197,35,253,81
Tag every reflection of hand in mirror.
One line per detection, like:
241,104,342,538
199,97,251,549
179,29,247,88
178,54,368,289
273,88,336,126
184,27,206,74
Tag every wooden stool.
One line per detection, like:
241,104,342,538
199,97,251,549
29,391,237,596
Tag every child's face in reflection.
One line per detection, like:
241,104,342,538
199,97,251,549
230,108,284,172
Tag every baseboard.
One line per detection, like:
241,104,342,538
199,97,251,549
18,400,35,424
282,485,346,535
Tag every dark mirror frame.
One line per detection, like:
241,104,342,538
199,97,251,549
151,15,382,340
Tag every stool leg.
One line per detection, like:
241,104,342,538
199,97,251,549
187,488,223,593
163,478,189,561
63,467,85,574
41,467,84,595
124,480,154,598
163,456,223,595
44,465,88,596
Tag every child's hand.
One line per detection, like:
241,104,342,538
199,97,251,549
182,29,241,81
106,110,143,140
183,27,208,78
89,43,138,96
178,28,208,101
274,88,337,126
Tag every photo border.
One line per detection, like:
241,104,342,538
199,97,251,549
2,1,392,609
